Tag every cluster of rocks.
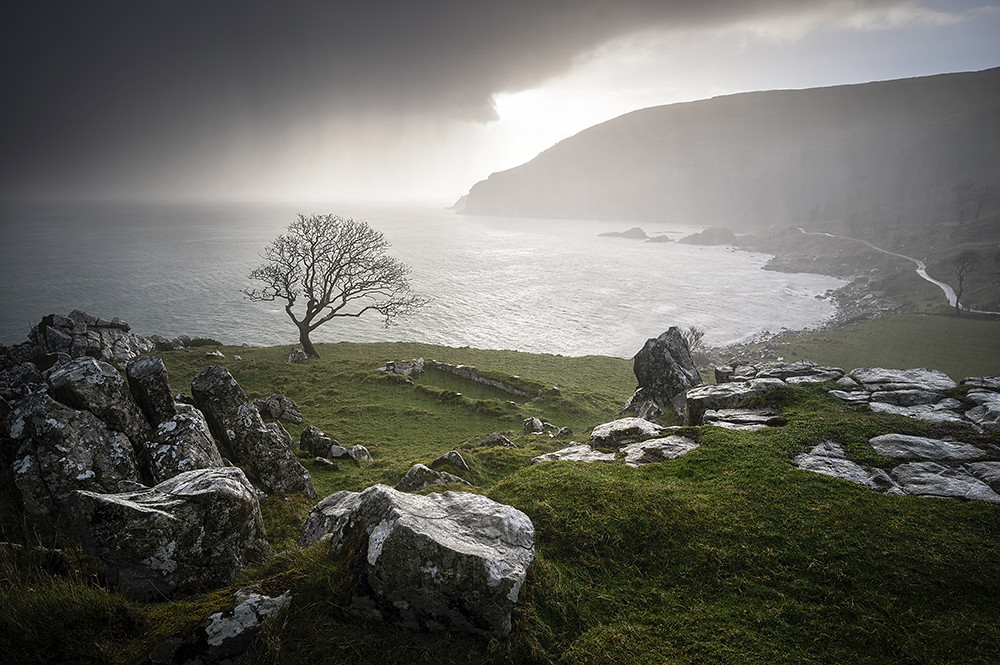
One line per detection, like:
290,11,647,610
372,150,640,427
795,436,1000,504
383,358,544,399
828,368,999,432
532,417,699,468
298,424,373,465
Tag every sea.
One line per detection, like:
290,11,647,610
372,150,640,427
0,201,845,358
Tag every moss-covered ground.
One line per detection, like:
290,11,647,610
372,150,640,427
2,342,998,664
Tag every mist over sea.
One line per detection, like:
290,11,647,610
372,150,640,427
0,202,844,358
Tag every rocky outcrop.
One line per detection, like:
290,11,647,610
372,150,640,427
384,358,425,378
142,587,291,665
531,443,615,464
26,310,154,367
299,425,335,457
191,366,316,498
298,485,534,636
9,393,141,514
598,227,647,239
254,393,303,424
677,227,737,245
621,328,702,422
146,409,225,485
47,357,150,448
68,467,273,599
589,418,666,450
619,436,699,467
126,356,177,426
684,378,786,426
394,463,470,492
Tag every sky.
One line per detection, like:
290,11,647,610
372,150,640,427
2,1,998,205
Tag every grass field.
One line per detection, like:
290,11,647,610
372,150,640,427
2,341,998,664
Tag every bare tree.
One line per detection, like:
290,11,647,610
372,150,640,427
245,214,427,358
680,326,706,356
951,249,979,314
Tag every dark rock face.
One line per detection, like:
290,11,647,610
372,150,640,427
299,425,334,457
68,467,273,599
191,366,316,498
623,328,702,421
28,310,154,367
677,227,737,245
299,485,534,636
126,356,177,426
47,357,150,447
146,409,224,484
8,393,141,515
254,393,303,424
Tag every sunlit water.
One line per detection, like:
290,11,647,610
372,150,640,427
0,202,844,358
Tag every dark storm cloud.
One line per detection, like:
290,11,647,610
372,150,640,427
0,0,901,197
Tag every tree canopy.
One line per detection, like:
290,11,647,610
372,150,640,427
245,214,427,357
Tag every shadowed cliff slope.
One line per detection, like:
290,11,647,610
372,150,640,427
461,68,1000,231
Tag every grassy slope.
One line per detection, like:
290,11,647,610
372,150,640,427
1,343,998,665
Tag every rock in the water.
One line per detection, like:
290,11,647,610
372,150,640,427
619,435,699,467
255,393,303,424
684,378,786,426
531,443,616,464
191,366,316,498
624,327,703,421
481,432,516,448
142,587,291,665
47,357,150,446
146,410,224,484
298,485,534,636
677,226,736,245
8,393,141,514
430,450,470,472
868,434,985,461
68,467,273,599
126,356,177,426
394,463,470,492
300,425,335,457
848,367,957,393
890,462,1000,504
589,417,666,450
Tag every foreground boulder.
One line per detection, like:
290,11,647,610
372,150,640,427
8,393,141,514
299,485,534,636
621,328,702,422
126,355,177,425
47,357,150,446
145,408,225,484
68,467,273,599
191,366,316,498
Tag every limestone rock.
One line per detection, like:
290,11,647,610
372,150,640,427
0,362,46,402
348,445,373,462
704,408,781,431
531,443,616,464
142,587,291,665
287,348,308,364
394,463,470,492
430,450,469,472
28,310,154,367
965,462,1000,491
684,378,786,426
625,327,703,421
191,366,316,498
868,402,978,430
9,393,141,514
868,389,946,406
126,356,177,425
868,434,985,461
300,425,335,457
68,467,273,599
619,435,699,467
848,367,957,393
146,410,224,484
964,389,1000,431
793,441,901,493
385,358,424,378
890,462,1000,504
522,417,543,434
589,417,666,450
481,432,516,448
298,485,534,636
960,376,1000,390
47,357,150,446
255,393,303,424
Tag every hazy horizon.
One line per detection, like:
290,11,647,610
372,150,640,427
3,1,999,206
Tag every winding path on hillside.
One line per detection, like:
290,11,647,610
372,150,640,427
795,228,1000,315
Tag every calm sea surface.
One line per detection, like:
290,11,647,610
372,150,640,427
0,202,844,358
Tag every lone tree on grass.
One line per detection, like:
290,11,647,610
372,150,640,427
245,214,427,358
950,249,979,314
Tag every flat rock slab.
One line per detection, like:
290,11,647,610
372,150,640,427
890,462,1000,504
589,417,666,450
793,441,901,493
298,485,534,637
685,378,786,425
965,462,1000,491
848,367,957,392
619,436,699,467
868,402,977,430
531,443,615,464
869,434,985,461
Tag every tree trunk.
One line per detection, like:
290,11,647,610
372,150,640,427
298,325,320,358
